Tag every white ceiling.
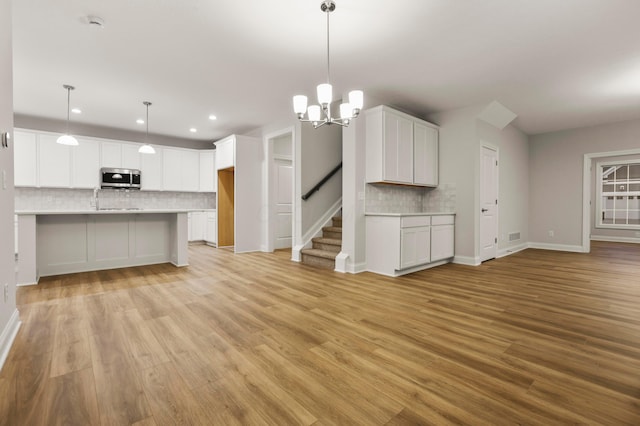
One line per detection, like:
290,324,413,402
12,0,640,141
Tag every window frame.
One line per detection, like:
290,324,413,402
595,159,640,229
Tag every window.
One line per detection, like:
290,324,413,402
596,160,640,228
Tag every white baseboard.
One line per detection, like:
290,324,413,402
497,243,529,258
347,261,367,274
0,309,21,372
334,252,348,273
591,235,640,244
452,255,480,266
528,242,584,253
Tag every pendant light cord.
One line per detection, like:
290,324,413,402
66,87,71,134
326,6,331,84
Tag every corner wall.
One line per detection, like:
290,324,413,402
0,0,19,370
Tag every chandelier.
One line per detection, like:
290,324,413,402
293,0,363,128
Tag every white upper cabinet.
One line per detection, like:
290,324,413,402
100,141,122,168
14,130,37,187
366,105,439,187
38,134,71,188
140,148,163,191
215,138,234,170
413,122,438,186
162,147,182,191
122,144,141,170
13,128,214,192
199,150,215,192
182,150,200,192
71,138,100,188
162,147,200,192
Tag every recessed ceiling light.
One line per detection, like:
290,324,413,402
208,114,217,120
189,128,197,133
136,119,144,124
71,108,82,114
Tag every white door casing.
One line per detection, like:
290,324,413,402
480,145,498,262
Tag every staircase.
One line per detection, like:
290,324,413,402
301,216,342,269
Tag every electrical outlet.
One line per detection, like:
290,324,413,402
3,283,8,303
548,230,554,237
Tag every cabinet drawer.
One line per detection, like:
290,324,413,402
431,215,454,226
401,216,431,228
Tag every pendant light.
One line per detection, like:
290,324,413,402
56,85,79,146
293,0,363,128
138,101,156,154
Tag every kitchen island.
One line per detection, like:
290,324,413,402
15,210,189,285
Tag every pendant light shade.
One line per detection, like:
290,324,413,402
139,101,156,154
56,85,79,146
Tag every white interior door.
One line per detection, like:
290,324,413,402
274,158,293,249
480,145,498,262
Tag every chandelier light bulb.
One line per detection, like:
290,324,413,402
308,105,321,122
340,102,353,119
348,90,364,111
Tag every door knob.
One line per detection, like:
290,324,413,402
481,208,488,213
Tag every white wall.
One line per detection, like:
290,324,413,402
477,120,530,254
300,122,342,235
530,118,640,247
0,0,19,369
429,105,481,261
429,104,529,263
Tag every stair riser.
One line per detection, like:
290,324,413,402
332,218,342,227
302,254,335,269
323,231,342,239
312,242,341,253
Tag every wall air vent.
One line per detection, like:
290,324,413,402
508,232,521,242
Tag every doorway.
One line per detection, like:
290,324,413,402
217,168,235,248
265,128,294,252
480,145,498,262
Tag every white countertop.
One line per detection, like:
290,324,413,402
365,212,455,217
15,208,215,215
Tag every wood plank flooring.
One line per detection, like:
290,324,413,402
2,241,640,425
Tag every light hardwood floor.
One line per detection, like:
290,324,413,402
2,241,640,425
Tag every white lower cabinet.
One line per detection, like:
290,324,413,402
188,211,207,242
205,212,216,246
366,213,455,277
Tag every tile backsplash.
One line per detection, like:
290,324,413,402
15,188,215,211
365,183,456,213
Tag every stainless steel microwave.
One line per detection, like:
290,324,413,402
100,167,141,189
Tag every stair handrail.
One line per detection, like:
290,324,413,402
302,162,342,201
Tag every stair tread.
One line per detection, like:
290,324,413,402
312,237,342,245
301,248,338,260
322,226,342,233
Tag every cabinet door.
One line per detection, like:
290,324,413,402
216,139,234,170
431,224,454,262
182,150,200,192
189,211,205,241
38,134,71,187
400,226,431,269
140,148,163,191
162,147,182,191
122,144,141,170
205,212,216,244
383,112,413,183
72,138,100,188
414,123,438,186
199,151,215,192
101,141,122,167
14,130,38,186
